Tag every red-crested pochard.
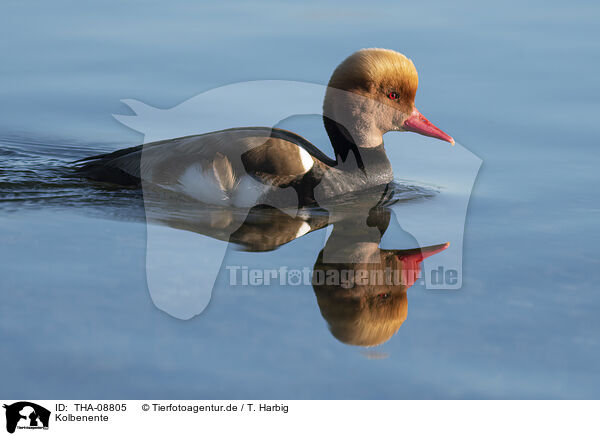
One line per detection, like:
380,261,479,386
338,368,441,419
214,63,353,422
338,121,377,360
76,48,453,207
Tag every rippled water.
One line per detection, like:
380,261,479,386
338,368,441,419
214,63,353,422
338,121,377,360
0,136,137,211
1,0,599,399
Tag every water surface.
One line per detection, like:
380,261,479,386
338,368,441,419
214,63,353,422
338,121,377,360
1,0,599,398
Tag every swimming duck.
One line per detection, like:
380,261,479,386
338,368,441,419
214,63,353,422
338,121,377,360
76,48,453,207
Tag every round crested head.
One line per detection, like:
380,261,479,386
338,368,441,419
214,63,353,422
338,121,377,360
323,49,420,149
328,48,419,112
323,48,454,148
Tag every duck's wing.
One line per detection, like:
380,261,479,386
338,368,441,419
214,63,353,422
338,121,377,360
74,127,335,190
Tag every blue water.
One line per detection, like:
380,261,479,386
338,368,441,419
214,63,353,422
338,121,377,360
1,0,599,398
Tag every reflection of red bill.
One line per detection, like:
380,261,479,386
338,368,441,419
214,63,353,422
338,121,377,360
403,109,455,145
397,242,450,287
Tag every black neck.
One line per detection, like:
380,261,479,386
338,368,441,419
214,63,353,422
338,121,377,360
323,115,392,177
323,115,365,169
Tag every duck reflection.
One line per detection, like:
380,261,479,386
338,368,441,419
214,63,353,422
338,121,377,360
313,206,447,347
149,202,330,252
144,186,447,347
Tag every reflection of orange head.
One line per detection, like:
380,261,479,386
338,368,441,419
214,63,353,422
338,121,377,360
315,284,408,347
313,243,448,347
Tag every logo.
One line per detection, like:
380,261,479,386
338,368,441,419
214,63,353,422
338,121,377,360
3,402,50,434
112,81,481,320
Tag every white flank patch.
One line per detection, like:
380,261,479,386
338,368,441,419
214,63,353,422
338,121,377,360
295,221,312,238
298,147,314,172
178,163,230,205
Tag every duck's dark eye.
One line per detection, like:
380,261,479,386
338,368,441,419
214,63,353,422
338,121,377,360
387,92,400,100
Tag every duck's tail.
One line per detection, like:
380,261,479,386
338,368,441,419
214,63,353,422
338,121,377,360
71,145,143,186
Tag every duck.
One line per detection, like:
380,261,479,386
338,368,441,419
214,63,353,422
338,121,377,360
75,48,454,208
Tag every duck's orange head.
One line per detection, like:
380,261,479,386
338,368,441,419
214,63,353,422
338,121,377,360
324,48,454,146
